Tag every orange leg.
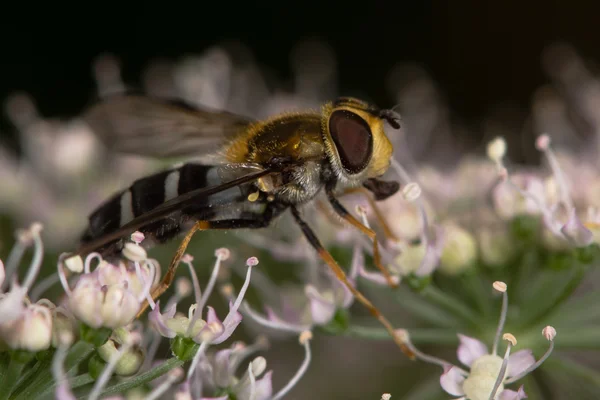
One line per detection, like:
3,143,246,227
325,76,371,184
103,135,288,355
137,220,209,317
327,188,399,289
339,187,399,242
290,206,414,359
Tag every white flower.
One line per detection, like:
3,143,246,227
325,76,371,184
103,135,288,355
397,282,556,400
58,238,157,329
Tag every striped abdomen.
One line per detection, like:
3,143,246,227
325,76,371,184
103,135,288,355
81,163,262,255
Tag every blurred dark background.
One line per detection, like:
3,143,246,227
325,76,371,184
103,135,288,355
1,1,599,157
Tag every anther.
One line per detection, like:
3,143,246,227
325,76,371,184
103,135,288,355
503,333,517,346
493,281,507,293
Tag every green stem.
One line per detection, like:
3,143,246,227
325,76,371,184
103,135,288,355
337,325,458,346
13,341,95,400
421,285,479,326
0,356,28,400
83,357,184,399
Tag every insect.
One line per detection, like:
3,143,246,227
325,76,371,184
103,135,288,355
75,94,413,357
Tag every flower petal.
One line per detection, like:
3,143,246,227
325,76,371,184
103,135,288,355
305,285,336,325
507,349,535,378
439,366,465,396
561,212,593,247
0,284,27,325
457,334,488,367
213,348,233,387
499,385,527,399
254,370,273,400
210,303,242,344
148,301,176,338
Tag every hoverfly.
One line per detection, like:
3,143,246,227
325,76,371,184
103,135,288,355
75,94,413,357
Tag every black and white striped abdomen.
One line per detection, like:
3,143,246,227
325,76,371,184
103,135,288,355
81,163,244,246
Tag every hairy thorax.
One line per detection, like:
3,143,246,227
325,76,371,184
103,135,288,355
224,113,327,205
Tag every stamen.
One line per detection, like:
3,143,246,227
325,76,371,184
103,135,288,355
131,231,145,245
536,134,574,211
146,367,183,400
488,334,515,400
506,326,556,384
2,233,27,291
240,300,309,333
135,261,156,308
390,159,433,274
122,242,148,263
185,341,209,382
395,330,464,372
492,281,509,355
223,258,256,326
21,223,44,290
487,137,507,165
185,256,203,337
198,249,229,312
52,331,75,400
88,340,134,400
271,331,313,400
57,254,73,296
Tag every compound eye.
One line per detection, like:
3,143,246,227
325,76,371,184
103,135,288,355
328,110,373,174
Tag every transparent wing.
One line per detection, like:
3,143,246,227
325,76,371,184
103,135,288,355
82,94,255,158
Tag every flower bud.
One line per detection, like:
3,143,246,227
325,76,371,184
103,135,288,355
439,224,477,275
391,242,426,275
97,339,145,376
0,303,53,352
477,227,515,267
69,277,140,329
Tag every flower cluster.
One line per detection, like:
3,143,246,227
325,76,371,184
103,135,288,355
1,40,600,399
0,230,313,399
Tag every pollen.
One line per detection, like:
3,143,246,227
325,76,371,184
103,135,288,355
247,191,260,202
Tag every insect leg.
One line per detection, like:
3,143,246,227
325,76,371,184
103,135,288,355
290,206,414,359
139,214,276,317
326,188,399,289
338,187,399,242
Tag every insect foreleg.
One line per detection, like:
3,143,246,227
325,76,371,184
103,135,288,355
326,187,398,289
289,206,414,359
337,186,399,242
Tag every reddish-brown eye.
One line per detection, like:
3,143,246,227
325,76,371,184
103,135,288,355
328,110,373,174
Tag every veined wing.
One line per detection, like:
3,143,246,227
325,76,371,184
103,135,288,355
82,94,255,159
